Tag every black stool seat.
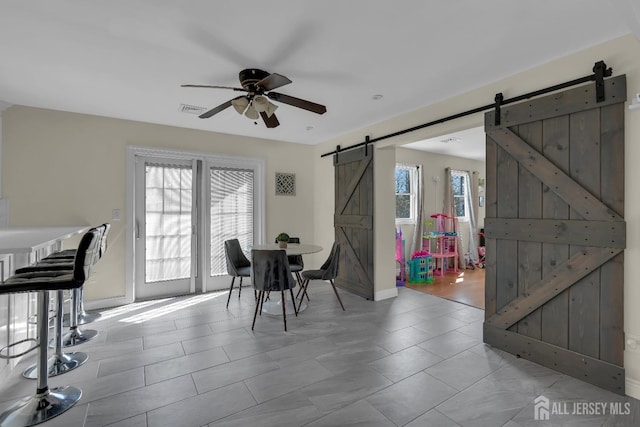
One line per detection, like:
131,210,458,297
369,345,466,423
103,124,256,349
0,228,100,427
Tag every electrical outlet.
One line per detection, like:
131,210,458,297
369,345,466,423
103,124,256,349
112,209,121,221
432,176,441,183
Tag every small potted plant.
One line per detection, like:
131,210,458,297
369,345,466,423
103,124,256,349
276,232,290,248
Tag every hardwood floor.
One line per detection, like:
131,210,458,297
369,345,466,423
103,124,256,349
404,267,485,309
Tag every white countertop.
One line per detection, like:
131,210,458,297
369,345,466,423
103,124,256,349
0,226,90,254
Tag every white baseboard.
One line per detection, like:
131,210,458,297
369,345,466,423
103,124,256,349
374,287,398,301
85,296,131,310
626,377,640,399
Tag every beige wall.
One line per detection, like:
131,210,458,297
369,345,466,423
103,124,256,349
1,106,318,300
312,34,640,398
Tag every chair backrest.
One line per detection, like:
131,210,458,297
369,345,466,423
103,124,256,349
321,242,340,281
224,239,251,276
279,237,303,267
251,249,296,292
98,223,111,260
73,227,102,282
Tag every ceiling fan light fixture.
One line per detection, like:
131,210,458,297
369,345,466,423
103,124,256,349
264,101,278,118
244,104,259,120
231,97,249,114
252,95,269,113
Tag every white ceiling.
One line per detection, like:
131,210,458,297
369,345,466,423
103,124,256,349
0,1,637,157
403,126,486,161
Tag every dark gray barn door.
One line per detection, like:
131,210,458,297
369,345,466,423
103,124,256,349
483,75,627,394
334,146,374,300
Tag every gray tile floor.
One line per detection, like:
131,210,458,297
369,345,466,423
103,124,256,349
1,284,639,426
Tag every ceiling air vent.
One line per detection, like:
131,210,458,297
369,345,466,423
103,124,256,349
178,104,206,115
439,136,461,144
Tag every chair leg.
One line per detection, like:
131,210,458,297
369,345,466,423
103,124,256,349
329,280,346,311
238,277,243,299
62,289,97,347
252,291,263,330
290,288,298,316
226,277,236,309
300,279,310,303
281,291,287,331
294,272,310,302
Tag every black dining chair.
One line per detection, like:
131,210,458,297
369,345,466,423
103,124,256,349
297,242,345,311
224,239,251,308
251,249,298,331
275,236,304,290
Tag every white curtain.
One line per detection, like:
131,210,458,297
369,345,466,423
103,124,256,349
465,171,479,265
443,168,454,219
443,168,463,267
410,166,424,256
444,168,478,266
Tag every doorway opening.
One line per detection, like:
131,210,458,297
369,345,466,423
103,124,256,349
396,126,486,309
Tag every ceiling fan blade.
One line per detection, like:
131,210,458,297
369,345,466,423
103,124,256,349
260,111,280,128
267,92,326,114
182,84,246,92
256,73,292,92
199,99,235,118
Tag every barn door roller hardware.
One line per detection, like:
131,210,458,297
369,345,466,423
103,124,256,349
593,60,612,102
321,60,613,158
494,93,504,126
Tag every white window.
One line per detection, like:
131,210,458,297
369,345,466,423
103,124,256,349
451,170,470,220
395,164,417,223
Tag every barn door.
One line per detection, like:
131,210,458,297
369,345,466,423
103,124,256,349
483,75,626,394
334,146,374,300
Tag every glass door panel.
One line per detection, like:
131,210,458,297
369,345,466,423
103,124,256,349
135,158,195,299
206,167,254,291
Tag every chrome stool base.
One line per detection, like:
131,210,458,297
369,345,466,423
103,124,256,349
23,352,88,379
61,329,97,347
0,386,82,427
63,311,101,326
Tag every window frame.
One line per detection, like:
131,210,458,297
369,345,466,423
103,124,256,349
451,170,470,221
395,163,418,224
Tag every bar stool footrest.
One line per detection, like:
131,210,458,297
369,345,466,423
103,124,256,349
0,338,38,360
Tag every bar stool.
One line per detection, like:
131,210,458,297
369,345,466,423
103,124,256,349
14,225,108,347
42,223,110,325
0,228,100,427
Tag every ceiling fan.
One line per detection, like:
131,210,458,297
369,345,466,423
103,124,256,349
181,68,327,128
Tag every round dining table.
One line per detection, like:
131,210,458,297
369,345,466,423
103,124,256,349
248,243,323,314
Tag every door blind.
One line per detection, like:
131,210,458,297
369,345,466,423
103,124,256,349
145,163,193,283
210,167,254,276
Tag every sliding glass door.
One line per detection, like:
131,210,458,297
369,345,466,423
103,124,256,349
130,148,264,300
135,157,197,300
